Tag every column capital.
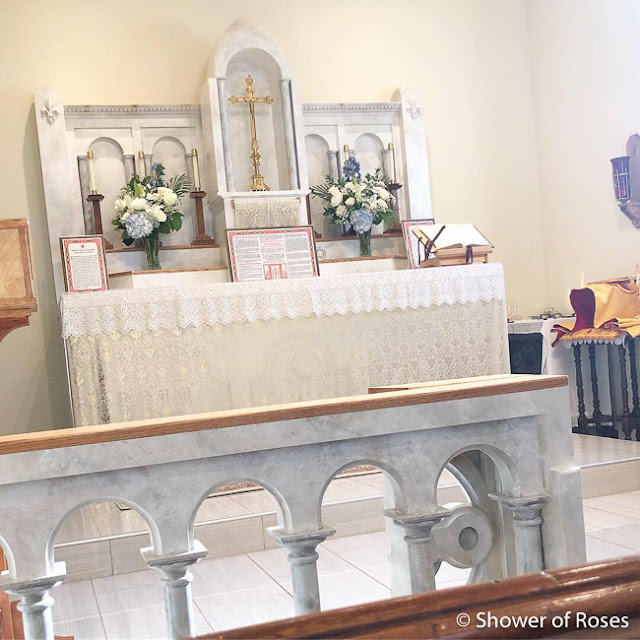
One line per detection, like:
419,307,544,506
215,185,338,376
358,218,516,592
141,540,208,572
0,562,66,595
267,527,335,557
384,509,448,538
488,494,548,523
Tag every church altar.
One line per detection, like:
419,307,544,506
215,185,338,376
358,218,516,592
61,263,508,426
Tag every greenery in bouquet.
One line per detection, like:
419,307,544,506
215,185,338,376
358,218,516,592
310,158,395,234
112,164,191,245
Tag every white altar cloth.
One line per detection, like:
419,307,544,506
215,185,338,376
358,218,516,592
61,264,509,426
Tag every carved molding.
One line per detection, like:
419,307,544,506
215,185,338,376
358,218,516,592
303,102,401,112
40,98,59,126
64,104,201,116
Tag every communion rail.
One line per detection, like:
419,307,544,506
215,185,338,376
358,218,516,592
0,374,584,640
208,555,640,639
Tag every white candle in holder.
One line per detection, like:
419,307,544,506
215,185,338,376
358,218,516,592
87,150,97,194
191,148,201,191
388,142,397,182
137,151,147,177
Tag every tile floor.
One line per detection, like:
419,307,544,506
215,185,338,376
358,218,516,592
50,489,640,640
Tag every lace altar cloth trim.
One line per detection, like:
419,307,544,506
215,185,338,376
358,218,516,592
61,263,505,338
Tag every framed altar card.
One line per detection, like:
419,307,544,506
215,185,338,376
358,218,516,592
60,236,109,293
227,226,319,283
402,219,435,268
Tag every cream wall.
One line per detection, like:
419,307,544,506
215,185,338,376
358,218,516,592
527,0,640,311
0,0,547,433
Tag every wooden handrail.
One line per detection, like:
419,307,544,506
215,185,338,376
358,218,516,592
0,374,566,455
204,555,640,639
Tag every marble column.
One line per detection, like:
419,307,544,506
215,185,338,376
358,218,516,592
490,494,548,574
268,528,335,615
141,541,208,640
3,564,66,640
280,79,299,190
384,509,447,593
217,78,235,191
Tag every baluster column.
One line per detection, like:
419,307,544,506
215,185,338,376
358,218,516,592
384,510,447,593
268,528,335,615
573,344,588,432
142,541,207,640
2,564,66,640
490,495,548,574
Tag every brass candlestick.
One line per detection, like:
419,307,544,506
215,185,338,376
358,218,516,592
86,193,113,249
229,75,273,192
190,190,214,245
384,183,403,234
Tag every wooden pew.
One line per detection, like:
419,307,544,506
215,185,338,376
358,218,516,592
204,555,640,639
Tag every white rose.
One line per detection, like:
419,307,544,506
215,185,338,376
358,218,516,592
121,211,130,221
328,185,343,207
157,187,178,207
150,204,167,222
336,204,346,215
114,198,126,213
376,198,387,211
345,197,355,207
377,188,391,202
131,197,149,211
123,194,132,206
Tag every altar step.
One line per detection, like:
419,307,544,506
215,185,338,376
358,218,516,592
52,435,640,584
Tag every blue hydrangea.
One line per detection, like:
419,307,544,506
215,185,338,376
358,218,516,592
350,208,373,233
125,212,156,239
343,157,361,181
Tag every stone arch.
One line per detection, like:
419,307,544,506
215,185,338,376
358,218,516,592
354,132,384,176
317,459,405,527
191,477,293,532
0,533,15,578
434,443,519,503
212,20,292,80
46,497,161,567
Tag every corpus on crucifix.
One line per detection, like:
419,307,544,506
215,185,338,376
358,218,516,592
229,75,274,191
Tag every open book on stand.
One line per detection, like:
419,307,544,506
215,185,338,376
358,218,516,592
412,223,493,267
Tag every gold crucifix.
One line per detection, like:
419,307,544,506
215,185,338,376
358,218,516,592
229,75,274,191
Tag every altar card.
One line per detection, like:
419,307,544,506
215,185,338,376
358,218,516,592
402,219,435,268
60,236,109,293
227,226,319,282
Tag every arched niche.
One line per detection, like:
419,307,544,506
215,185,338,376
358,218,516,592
305,134,331,235
355,133,384,177
224,48,290,192
151,136,193,246
87,137,127,246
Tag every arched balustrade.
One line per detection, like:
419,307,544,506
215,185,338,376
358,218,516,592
0,374,585,639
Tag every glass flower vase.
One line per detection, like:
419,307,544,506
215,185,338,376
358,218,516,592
143,235,161,270
357,229,372,257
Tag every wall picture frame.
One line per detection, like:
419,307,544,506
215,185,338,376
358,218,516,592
227,226,319,282
60,235,109,293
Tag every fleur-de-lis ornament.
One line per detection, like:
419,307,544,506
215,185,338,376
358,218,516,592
41,98,59,126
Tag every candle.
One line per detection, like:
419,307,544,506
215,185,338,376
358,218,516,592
191,148,201,191
580,271,585,288
137,150,147,177
86,150,97,194
343,144,350,160
388,142,397,182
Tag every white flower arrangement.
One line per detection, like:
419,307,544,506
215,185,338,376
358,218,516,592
112,164,191,244
310,158,395,233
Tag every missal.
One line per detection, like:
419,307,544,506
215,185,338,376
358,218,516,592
227,226,319,282
59,236,108,293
